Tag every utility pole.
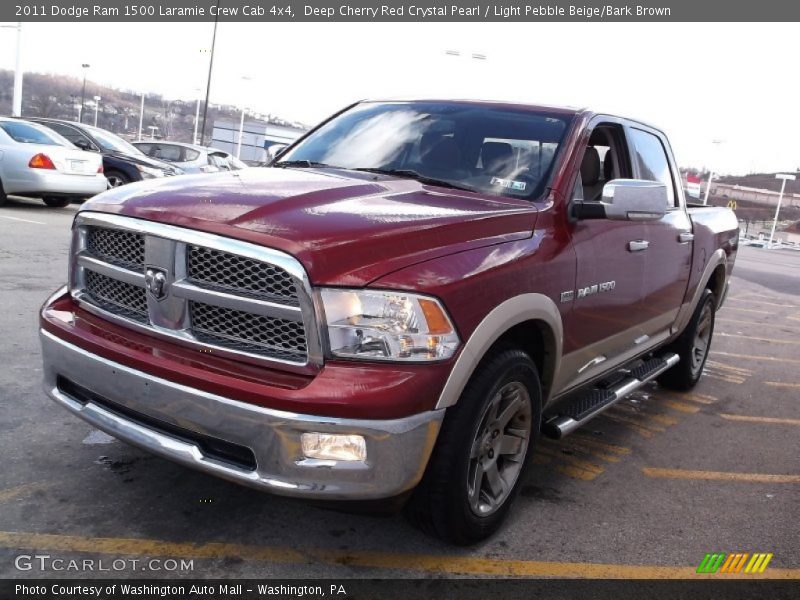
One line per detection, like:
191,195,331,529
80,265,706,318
768,173,796,249
79,63,90,123
193,90,201,145
199,1,220,146
137,93,145,141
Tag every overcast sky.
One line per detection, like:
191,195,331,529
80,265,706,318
0,21,797,174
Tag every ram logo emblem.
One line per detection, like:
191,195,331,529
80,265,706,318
144,267,169,301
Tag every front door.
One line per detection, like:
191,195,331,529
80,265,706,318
561,122,652,391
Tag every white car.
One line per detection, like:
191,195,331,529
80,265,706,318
0,118,107,208
133,141,249,174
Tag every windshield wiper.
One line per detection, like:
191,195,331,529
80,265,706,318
352,168,475,192
273,160,331,169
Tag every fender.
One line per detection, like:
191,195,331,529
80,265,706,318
435,293,563,409
672,248,727,337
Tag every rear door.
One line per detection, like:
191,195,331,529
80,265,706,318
627,126,693,338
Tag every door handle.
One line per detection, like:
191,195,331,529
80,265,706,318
678,232,695,243
628,240,650,252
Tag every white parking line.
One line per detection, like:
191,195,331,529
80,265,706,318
0,215,46,225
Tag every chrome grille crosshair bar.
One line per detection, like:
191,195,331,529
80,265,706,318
69,212,324,374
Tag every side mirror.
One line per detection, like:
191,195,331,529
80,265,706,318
74,138,94,151
574,179,668,221
601,179,668,221
265,144,288,166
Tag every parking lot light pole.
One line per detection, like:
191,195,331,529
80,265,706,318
93,96,101,127
0,23,24,116
193,89,201,145
137,93,145,141
79,63,90,123
768,173,796,249
702,139,723,205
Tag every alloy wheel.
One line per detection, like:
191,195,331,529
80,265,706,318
467,381,532,516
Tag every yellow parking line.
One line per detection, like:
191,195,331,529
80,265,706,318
568,435,632,455
658,399,701,413
727,298,800,309
642,468,800,484
598,412,661,436
720,414,800,426
765,381,800,389
703,372,746,384
0,530,796,579
0,482,50,503
673,392,717,405
544,440,621,463
704,360,754,376
717,332,800,346
711,351,800,366
609,404,678,426
717,317,800,333
721,306,771,314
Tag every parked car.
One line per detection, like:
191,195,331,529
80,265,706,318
39,100,739,544
133,141,249,174
0,117,106,208
27,118,181,187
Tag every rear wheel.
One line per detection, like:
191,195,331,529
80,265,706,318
42,196,71,208
405,347,541,544
105,170,130,188
657,289,716,391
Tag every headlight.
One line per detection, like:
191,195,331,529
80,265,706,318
136,164,166,179
319,288,459,362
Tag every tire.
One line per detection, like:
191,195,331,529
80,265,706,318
42,196,71,208
105,170,130,188
405,347,542,545
0,178,7,207
657,289,716,391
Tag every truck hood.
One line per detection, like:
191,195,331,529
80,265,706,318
81,167,538,285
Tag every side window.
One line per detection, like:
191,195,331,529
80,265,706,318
47,123,94,149
629,128,676,207
154,144,182,161
136,143,153,156
573,124,631,203
184,148,200,161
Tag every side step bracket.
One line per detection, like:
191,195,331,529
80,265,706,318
542,353,680,439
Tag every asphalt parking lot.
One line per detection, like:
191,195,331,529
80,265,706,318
0,196,798,580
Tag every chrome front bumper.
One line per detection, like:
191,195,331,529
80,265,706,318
40,329,444,500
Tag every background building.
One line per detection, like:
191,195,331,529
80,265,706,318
211,119,306,163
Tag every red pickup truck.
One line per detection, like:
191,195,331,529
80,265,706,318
40,100,738,544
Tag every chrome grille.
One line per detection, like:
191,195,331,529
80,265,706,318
70,214,321,372
187,245,298,304
86,227,144,271
190,301,307,362
84,270,148,323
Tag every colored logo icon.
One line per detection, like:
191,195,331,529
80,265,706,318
697,552,773,574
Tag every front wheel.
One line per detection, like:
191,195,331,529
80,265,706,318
405,347,541,544
105,170,130,188
657,289,716,391
42,196,71,208
0,178,7,207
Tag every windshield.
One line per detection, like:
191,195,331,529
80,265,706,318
0,121,71,146
88,126,143,155
277,101,572,199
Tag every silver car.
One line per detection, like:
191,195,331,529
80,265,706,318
0,118,106,208
133,141,248,174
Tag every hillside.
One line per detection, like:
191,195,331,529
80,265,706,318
0,69,304,143
717,172,800,195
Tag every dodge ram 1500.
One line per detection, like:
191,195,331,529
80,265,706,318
39,100,738,544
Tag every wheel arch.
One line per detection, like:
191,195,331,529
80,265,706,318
435,293,562,410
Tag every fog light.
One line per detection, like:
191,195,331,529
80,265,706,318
301,433,367,461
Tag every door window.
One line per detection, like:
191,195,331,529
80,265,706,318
629,128,676,207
